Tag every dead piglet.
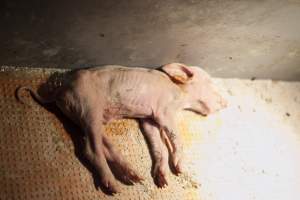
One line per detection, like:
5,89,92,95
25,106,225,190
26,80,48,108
21,63,226,193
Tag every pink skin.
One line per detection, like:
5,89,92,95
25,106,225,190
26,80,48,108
19,63,226,193
139,63,227,187
140,119,170,187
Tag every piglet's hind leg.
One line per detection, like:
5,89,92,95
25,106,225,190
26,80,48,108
102,135,143,185
83,116,120,194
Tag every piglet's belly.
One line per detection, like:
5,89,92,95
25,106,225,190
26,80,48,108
102,102,153,122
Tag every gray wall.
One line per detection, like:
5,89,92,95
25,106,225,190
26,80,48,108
1,0,300,80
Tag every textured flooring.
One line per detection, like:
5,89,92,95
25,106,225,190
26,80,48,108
0,66,299,200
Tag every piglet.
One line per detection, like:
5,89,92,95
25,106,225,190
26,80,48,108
16,63,227,193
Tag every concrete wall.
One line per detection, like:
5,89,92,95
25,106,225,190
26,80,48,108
1,0,300,80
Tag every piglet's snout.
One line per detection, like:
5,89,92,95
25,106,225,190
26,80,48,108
207,94,228,114
219,96,228,109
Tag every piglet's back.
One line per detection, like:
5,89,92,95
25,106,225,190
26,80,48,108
88,66,180,116
103,67,178,102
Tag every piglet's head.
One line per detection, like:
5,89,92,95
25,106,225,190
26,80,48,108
161,63,227,116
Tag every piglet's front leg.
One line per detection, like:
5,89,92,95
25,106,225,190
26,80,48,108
154,107,184,175
140,119,169,187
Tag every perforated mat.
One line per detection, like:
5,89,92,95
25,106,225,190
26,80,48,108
1,66,300,200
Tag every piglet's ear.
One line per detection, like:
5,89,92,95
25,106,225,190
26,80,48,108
161,63,194,84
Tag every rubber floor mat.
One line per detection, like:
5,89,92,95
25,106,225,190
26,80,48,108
1,66,300,200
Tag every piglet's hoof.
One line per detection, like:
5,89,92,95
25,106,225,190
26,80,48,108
171,155,183,175
103,139,144,185
154,171,168,188
109,160,144,185
152,164,168,188
98,176,120,194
